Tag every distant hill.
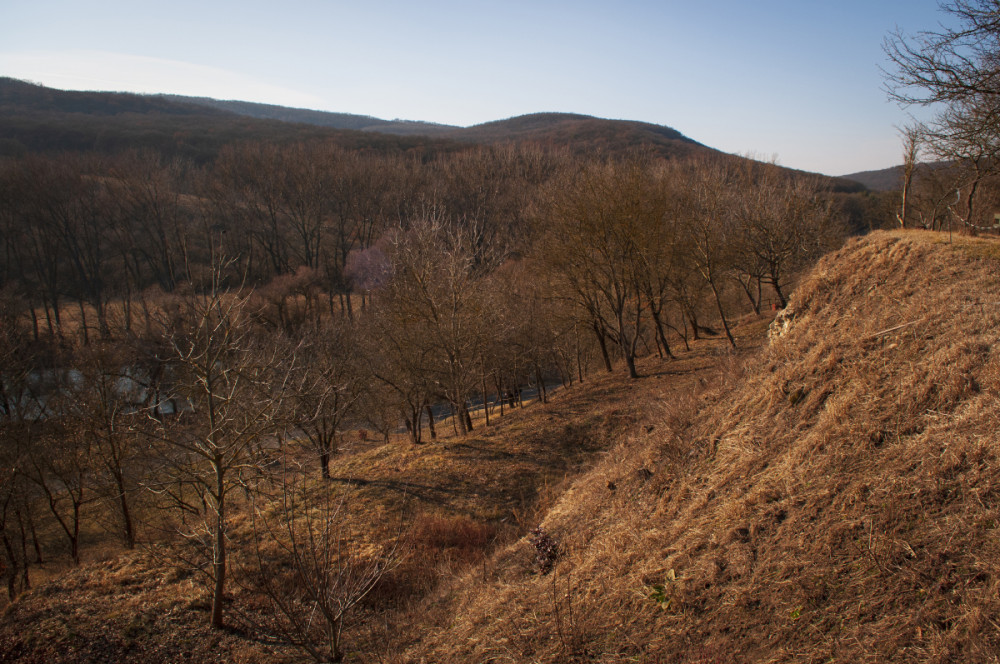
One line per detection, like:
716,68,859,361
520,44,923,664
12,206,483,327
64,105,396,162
161,95,714,161
448,112,712,161
842,164,904,191
0,78,710,163
158,94,458,136
0,77,454,162
458,111,691,142
843,161,957,193
0,78,869,187
155,99,866,187
0,77,229,118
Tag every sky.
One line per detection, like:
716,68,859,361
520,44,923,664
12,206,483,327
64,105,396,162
0,0,947,176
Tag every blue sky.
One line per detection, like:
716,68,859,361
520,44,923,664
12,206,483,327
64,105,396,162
0,0,945,175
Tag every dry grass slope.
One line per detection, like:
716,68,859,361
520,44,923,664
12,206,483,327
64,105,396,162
1,324,741,663
406,231,1000,664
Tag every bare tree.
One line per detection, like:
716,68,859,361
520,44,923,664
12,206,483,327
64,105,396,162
897,124,924,228
373,215,495,434
244,464,399,663
23,395,96,567
673,160,739,348
148,269,294,629
884,0,1000,232
731,161,840,309
68,341,148,549
359,316,434,444
8,156,116,340
0,296,45,596
282,321,362,477
542,159,663,378
884,1,1000,109
206,143,292,280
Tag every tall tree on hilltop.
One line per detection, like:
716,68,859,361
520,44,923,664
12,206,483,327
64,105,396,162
885,0,1000,231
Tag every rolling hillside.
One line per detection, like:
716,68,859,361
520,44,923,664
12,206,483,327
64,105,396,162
450,112,712,161
0,317,752,663
157,95,709,157
843,161,957,194
0,79,718,164
2,231,998,662
0,77,456,161
157,94,459,136
406,230,1000,663
0,79,873,192
842,164,904,191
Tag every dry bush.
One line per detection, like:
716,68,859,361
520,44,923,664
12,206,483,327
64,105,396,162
408,513,497,557
368,514,499,609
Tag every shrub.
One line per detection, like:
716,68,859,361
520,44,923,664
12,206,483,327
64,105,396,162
529,526,559,575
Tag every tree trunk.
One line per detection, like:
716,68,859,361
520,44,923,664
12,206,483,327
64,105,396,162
29,307,39,342
77,299,89,345
709,279,737,348
618,310,642,380
686,305,701,341
454,402,467,435
70,503,80,566
18,514,30,588
592,321,613,373
575,325,585,383
425,404,437,440
481,369,490,427
211,464,227,630
320,450,331,479
116,474,136,549
623,352,639,380
677,316,691,352
27,507,42,564
737,275,762,316
463,405,473,432
649,308,674,359
495,375,505,417
413,406,423,444
2,532,18,600
771,278,788,309
534,365,547,404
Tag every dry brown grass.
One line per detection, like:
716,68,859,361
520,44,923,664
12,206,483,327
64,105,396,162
1,312,740,662
404,231,1000,664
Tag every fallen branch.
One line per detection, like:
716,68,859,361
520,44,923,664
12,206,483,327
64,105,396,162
868,320,918,339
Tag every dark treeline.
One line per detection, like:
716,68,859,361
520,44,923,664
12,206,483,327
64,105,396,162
0,138,883,643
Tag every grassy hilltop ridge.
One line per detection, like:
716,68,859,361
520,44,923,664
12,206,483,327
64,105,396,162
408,230,1000,663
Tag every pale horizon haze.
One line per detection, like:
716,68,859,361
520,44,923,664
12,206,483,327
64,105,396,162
0,0,947,176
